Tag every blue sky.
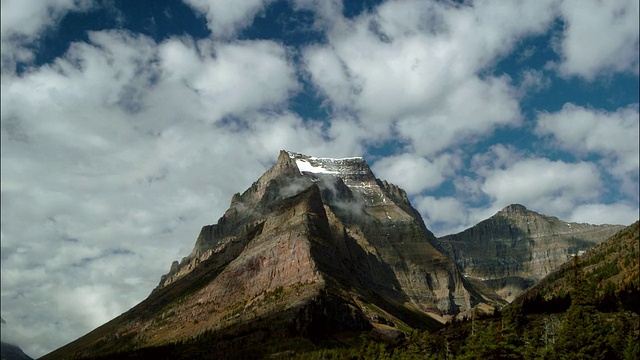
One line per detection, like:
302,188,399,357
1,0,638,357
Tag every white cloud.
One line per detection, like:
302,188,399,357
0,0,95,73
0,29,330,357
517,69,551,96
303,0,557,157
182,0,276,38
557,0,639,79
481,157,602,217
395,76,521,156
536,103,640,197
414,195,469,236
157,37,299,123
471,144,523,175
372,152,459,195
570,203,639,226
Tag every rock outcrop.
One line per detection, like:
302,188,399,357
438,204,625,302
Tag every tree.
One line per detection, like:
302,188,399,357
622,332,640,360
552,256,611,360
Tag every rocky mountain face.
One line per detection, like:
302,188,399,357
438,204,625,302
41,150,499,360
517,221,639,312
156,151,494,318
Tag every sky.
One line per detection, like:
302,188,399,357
0,0,638,357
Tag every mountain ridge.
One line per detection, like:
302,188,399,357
40,150,623,359
42,150,496,359
437,204,625,302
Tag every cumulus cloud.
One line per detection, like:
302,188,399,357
570,203,639,226
536,103,640,197
517,69,551,97
414,196,470,236
182,0,276,38
372,152,459,195
556,0,639,79
0,0,95,73
481,158,602,217
303,0,557,156
0,29,328,356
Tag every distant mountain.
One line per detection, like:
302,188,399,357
438,204,624,302
348,221,639,359
517,220,639,313
41,150,499,360
1,342,33,360
1,317,33,360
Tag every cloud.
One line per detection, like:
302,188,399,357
569,203,639,226
517,69,551,97
0,0,95,73
536,103,640,197
182,0,276,38
414,195,471,236
0,29,330,357
481,157,602,217
394,76,521,156
556,0,639,79
471,144,524,175
158,36,299,123
372,152,459,195
302,0,557,156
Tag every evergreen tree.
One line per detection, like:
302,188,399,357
622,332,640,360
553,256,611,359
521,324,544,360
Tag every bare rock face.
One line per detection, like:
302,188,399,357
41,150,502,360
438,204,625,302
156,150,493,316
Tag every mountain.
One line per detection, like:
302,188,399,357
437,204,625,302
41,150,498,360
517,220,639,313
326,222,640,360
1,342,33,360
1,317,33,360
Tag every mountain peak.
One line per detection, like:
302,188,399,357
285,150,373,182
439,205,625,302
498,203,530,214
41,150,499,359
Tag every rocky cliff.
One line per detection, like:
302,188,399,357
438,204,625,302
41,150,499,360
156,150,493,316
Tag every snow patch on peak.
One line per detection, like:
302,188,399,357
294,158,339,175
286,151,367,176
286,151,364,162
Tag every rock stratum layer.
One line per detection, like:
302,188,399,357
42,151,497,360
438,204,625,302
